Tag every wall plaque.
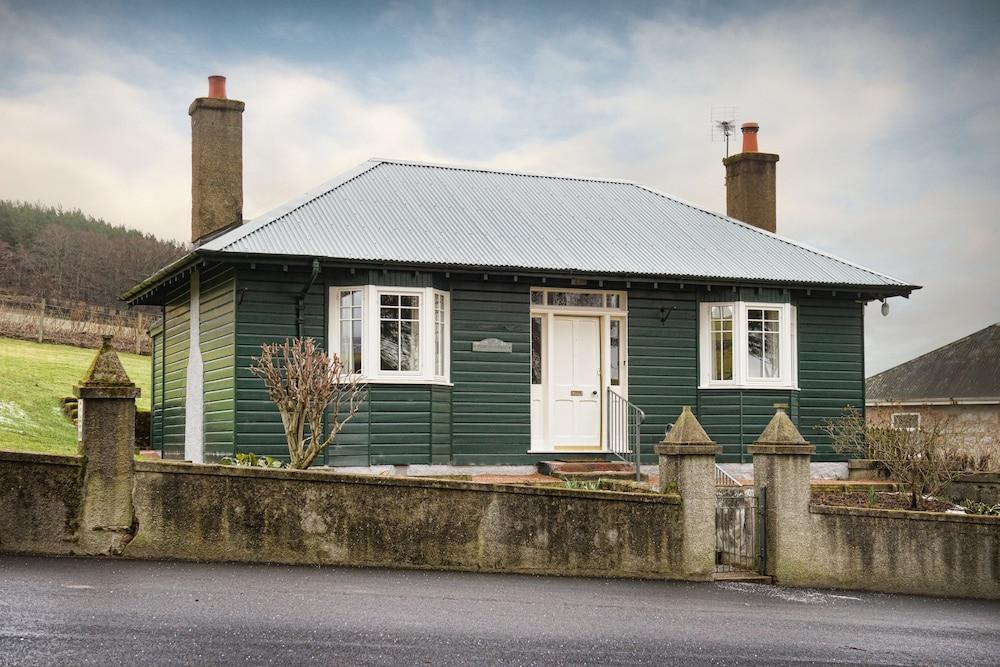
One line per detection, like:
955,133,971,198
472,338,513,353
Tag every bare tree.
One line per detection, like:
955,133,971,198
250,337,367,469
820,407,967,509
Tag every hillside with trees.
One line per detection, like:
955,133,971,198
0,201,186,308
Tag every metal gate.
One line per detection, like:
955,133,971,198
715,485,767,574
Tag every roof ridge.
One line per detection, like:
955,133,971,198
867,322,1000,381
368,157,641,187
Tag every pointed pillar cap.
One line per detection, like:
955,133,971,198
655,406,720,456
748,408,814,455
73,335,140,399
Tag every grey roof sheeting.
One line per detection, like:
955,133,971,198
866,323,1000,403
200,159,913,289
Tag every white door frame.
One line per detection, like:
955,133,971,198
529,288,628,453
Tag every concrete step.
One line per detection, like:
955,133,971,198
713,571,773,584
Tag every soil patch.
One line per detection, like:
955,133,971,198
812,491,957,513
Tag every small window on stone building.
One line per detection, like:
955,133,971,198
891,413,920,431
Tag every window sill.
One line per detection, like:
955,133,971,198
698,384,800,392
355,376,454,387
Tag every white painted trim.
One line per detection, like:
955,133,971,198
184,269,204,463
529,289,628,453
698,300,798,390
329,285,450,385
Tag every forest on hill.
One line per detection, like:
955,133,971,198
0,201,186,308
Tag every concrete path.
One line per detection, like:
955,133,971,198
1,556,997,665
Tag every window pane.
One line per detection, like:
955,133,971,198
711,305,734,381
531,317,543,385
606,294,621,309
339,290,363,374
380,294,398,307
399,320,419,371
747,308,781,379
435,294,446,377
530,291,543,305
380,320,399,371
546,291,604,307
892,413,919,430
609,320,621,386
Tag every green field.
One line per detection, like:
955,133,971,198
0,337,150,455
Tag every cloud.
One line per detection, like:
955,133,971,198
0,0,996,374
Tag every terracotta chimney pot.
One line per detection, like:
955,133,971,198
740,122,759,153
207,75,227,99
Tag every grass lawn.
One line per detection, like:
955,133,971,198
0,336,150,455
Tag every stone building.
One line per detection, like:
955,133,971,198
866,323,999,450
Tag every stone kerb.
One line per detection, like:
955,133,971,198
654,406,720,579
748,408,814,581
73,335,140,555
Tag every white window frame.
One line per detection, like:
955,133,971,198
329,285,450,385
698,301,798,390
891,412,920,431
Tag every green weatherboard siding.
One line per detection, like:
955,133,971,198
149,325,164,452
626,288,698,463
161,280,189,459
234,266,326,458
797,297,865,460
450,278,530,465
199,265,236,461
156,262,864,466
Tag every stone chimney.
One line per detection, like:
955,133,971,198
189,75,244,245
723,122,779,233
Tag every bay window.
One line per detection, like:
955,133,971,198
330,286,449,384
699,301,796,389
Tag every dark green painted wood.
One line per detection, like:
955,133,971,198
450,278,531,464
161,282,189,459
797,296,865,460
150,325,164,453
234,266,327,459
699,287,789,304
697,389,800,463
627,288,698,464
199,264,236,461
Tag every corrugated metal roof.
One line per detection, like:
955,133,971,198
866,323,1000,402
200,158,913,289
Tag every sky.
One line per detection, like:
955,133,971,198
0,0,997,374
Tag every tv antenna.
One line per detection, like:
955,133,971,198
711,106,737,157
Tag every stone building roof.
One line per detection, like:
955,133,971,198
866,323,1000,404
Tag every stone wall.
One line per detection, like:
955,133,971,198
126,461,685,578
0,451,83,554
792,505,1000,599
0,449,691,580
946,472,1000,505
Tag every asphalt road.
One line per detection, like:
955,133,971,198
1,556,997,666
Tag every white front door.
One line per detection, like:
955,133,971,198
551,316,602,449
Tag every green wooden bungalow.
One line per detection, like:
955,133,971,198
126,80,917,471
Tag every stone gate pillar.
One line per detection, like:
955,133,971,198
748,408,814,582
73,335,140,554
655,406,720,580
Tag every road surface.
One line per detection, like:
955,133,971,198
1,556,997,665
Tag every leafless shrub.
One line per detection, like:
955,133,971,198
820,407,968,510
250,337,367,470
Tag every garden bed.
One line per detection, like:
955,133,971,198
812,491,957,512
